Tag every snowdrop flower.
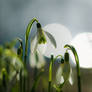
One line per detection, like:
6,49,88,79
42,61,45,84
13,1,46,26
30,23,57,69
56,52,73,86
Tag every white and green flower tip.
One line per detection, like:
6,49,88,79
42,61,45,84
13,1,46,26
56,52,73,87
30,22,57,69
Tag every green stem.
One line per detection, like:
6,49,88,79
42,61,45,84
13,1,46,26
34,67,37,80
20,69,23,92
64,44,81,92
48,55,63,92
31,69,44,92
48,55,54,92
48,81,51,92
17,38,23,92
24,18,39,92
25,18,38,58
54,55,62,62
2,70,7,92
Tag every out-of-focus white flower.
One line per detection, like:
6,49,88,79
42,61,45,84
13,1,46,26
43,23,72,57
3,49,24,70
30,23,57,69
70,32,92,68
56,52,73,86
30,50,46,69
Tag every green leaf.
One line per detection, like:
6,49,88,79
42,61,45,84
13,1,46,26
44,31,57,48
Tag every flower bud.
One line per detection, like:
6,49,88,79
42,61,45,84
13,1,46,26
60,58,64,64
36,23,47,44
36,23,41,28
17,47,23,57
64,52,69,62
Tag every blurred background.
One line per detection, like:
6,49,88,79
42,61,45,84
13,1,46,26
0,0,92,92
0,0,92,43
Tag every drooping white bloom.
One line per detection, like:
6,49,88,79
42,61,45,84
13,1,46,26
56,52,73,86
30,23,57,69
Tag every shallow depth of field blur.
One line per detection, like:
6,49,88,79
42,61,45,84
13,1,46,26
0,0,92,92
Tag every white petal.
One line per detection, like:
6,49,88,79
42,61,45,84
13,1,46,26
44,31,57,48
37,43,47,54
12,58,23,70
63,62,70,80
29,50,46,69
36,51,46,69
29,52,36,68
56,65,63,84
60,76,64,84
69,68,73,85
31,33,38,54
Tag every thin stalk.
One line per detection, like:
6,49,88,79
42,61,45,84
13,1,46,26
48,55,62,92
48,55,54,92
17,38,23,92
24,18,38,92
20,69,22,92
64,44,81,92
34,68,37,80
2,70,7,92
25,18,38,58
54,55,62,62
